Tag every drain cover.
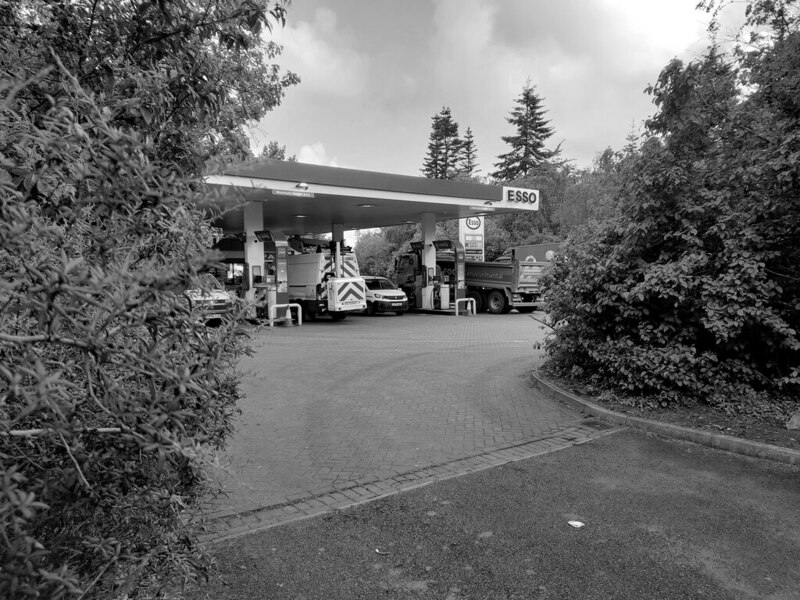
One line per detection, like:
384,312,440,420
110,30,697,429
583,418,613,430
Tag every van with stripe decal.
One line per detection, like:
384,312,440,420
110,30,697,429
286,241,366,321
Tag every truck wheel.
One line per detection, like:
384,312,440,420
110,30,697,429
330,311,348,321
366,302,375,316
486,290,507,314
467,291,484,313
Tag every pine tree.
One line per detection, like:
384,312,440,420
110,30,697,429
458,127,480,177
421,106,462,179
491,82,558,181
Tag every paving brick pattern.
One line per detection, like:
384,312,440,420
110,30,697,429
201,311,619,542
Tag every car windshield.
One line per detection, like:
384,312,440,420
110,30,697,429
366,278,396,290
197,273,224,290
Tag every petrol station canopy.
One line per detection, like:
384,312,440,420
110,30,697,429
204,159,539,236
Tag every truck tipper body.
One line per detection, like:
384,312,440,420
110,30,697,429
494,242,563,264
461,259,545,313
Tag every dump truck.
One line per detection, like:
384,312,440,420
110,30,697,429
464,243,563,313
461,260,545,313
394,242,552,314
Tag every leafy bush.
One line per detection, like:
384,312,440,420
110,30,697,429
542,2,800,410
0,67,251,598
1,1,298,596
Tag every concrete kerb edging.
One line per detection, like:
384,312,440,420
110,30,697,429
201,424,621,545
530,371,800,466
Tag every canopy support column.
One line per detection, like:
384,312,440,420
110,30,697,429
331,223,345,277
243,202,265,310
421,212,436,311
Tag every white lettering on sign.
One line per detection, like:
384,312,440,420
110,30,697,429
273,189,315,198
501,186,539,209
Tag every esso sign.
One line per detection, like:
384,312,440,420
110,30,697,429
465,217,482,230
502,186,539,209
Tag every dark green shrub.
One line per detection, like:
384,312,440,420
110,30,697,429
542,3,800,411
0,70,250,598
1,1,298,596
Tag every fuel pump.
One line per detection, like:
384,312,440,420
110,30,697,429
432,240,466,310
394,240,466,312
409,241,425,309
430,266,443,309
254,230,289,318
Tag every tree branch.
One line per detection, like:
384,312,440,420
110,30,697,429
58,431,92,489
0,333,92,350
2,427,122,438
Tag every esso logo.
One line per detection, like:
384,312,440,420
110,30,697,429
502,186,539,207
466,217,481,230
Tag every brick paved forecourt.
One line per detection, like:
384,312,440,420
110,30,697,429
200,312,615,543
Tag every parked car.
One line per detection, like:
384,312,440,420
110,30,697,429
362,276,408,316
185,273,235,325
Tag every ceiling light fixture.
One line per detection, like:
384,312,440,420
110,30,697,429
294,214,307,218
358,203,375,208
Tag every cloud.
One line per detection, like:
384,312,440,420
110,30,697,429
424,0,719,169
297,142,340,167
259,0,742,177
270,8,370,98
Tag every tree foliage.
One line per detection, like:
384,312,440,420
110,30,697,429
491,81,559,181
0,0,298,597
354,221,462,280
260,140,296,161
542,0,800,413
487,80,572,245
2,0,298,173
459,127,479,177
354,230,395,278
554,146,632,236
421,106,463,180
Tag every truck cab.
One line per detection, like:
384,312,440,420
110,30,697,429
394,240,465,311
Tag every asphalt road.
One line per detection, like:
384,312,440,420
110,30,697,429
192,429,800,600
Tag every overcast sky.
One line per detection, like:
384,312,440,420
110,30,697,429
250,0,744,178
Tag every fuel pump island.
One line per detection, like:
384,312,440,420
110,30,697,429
395,240,468,312
253,231,367,322
204,159,541,321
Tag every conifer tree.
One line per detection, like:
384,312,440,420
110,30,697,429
458,127,480,177
421,106,462,179
491,82,558,181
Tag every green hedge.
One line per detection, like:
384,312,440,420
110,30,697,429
0,70,248,599
542,20,800,410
